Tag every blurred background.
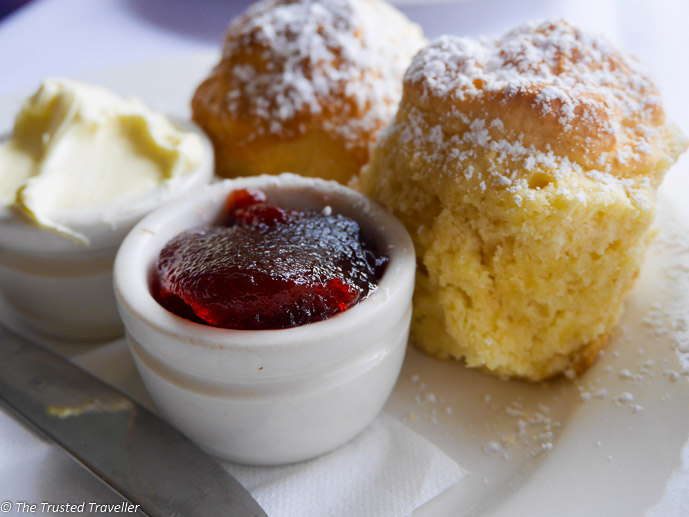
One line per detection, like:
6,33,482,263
0,0,686,134
0,0,28,19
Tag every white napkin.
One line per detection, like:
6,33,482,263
224,413,464,517
646,437,689,517
71,340,466,517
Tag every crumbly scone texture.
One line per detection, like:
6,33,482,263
359,20,688,381
191,0,426,183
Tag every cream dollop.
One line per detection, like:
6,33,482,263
0,78,206,243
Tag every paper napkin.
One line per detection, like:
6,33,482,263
225,413,465,517
73,340,466,517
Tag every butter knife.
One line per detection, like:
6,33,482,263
0,325,267,517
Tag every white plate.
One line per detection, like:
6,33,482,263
1,53,688,517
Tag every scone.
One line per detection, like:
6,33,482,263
359,20,688,381
191,0,426,183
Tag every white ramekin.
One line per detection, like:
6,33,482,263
113,173,415,465
0,119,214,342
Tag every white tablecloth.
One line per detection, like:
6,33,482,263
1,0,688,515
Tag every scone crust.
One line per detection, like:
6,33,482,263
192,0,426,182
359,20,688,381
402,20,678,183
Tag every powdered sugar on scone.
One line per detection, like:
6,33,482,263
393,20,687,206
220,0,425,146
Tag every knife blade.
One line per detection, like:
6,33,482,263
0,325,268,517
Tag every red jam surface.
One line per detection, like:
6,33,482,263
153,189,388,330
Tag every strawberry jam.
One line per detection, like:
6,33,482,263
153,189,387,330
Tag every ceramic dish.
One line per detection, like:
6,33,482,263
0,119,214,342
113,174,416,464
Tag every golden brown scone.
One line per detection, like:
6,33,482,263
191,0,426,183
359,20,688,381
